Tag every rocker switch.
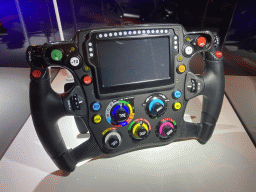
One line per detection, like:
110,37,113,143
72,94,81,110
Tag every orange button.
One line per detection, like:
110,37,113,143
215,51,223,58
32,70,42,78
83,76,92,85
177,65,186,74
197,37,207,47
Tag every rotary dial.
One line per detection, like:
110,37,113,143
156,118,177,139
128,118,151,140
144,93,168,118
106,98,135,126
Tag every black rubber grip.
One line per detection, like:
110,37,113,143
30,69,76,172
198,57,225,143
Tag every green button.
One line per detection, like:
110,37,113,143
51,49,63,61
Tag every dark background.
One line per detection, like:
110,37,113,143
0,0,247,70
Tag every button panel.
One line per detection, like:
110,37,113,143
36,26,218,155
183,34,211,57
27,25,223,160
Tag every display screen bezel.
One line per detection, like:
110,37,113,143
86,29,175,95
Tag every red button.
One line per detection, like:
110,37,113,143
215,51,223,58
197,37,207,47
32,70,42,78
83,76,92,85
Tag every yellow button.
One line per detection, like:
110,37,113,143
186,37,191,42
93,115,102,124
70,47,75,51
84,66,90,71
177,65,186,73
173,102,182,110
178,56,183,61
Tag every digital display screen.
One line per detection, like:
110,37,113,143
97,37,170,88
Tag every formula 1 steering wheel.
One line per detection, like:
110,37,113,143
27,24,224,172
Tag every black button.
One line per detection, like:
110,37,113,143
108,136,119,148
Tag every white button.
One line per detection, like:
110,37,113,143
174,36,178,40
119,32,122,36
88,42,92,46
147,30,150,33
156,30,159,33
174,46,178,49
165,29,168,33
133,31,136,34
70,57,80,66
128,31,132,35
151,30,155,33
124,31,127,35
89,48,93,52
142,30,146,34
185,46,193,55
109,33,113,37
174,41,177,44
160,29,163,33
114,32,117,36
90,53,93,57
99,34,103,38
138,30,141,34
104,33,108,37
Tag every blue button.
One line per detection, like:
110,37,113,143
92,102,101,111
173,91,181,99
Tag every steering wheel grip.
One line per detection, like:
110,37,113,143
30,69,77,171
198,52,225,144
